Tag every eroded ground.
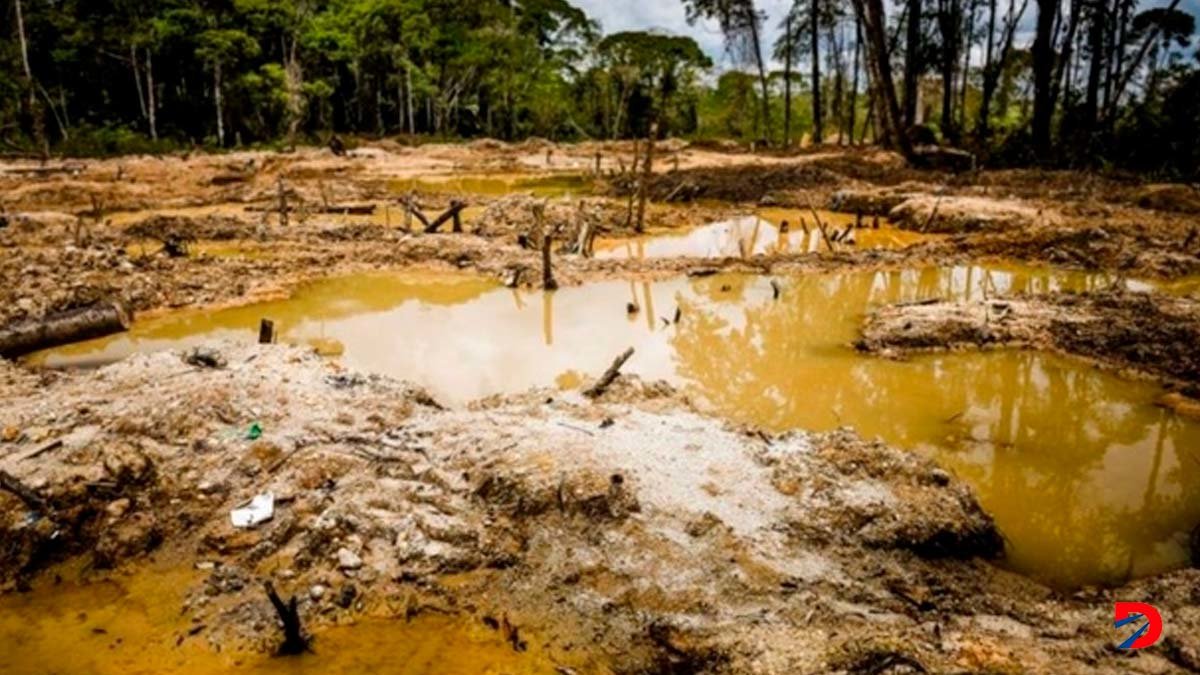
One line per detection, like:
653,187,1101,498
2,140,1200,673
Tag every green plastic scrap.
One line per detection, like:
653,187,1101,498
246,422,263,441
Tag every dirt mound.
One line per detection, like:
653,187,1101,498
124,214,253,242
474,194,624,245
889,195,1053,233
611,162,843,203
829,183,932,215
858,290,1200,394
1131,183,1200,213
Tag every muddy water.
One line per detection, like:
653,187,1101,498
391,174,594,198
31,265,1200,589
0,556,588,675
593,211,928,259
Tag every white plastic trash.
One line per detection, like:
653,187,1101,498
230,492,275,528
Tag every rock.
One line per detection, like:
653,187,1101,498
105,498,132,519
336,547,363,570
336,583,358,609
309,584,327,600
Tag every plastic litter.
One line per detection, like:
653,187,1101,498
246,422,263,441
230,492,274,528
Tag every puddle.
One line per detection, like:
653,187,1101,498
0,557,586,675
391,174,594,198
29,265,1200,589
593,211,927,259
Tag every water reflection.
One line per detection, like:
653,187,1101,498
31,264,1200,588
593,211,928,260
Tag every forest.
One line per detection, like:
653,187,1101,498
2,0,1197,176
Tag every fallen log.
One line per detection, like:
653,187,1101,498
583,347,635,399
244,203,376,215
0,302,130,359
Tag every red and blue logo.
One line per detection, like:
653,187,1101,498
1114,602,1163,649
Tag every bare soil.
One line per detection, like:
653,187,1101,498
3,141,1200,672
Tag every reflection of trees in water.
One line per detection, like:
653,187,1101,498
670,269,1200,588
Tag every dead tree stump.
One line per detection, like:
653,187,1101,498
0,302,130,359
423,200,467,234
541,234,557,291
635,122,658,233
258,319,276,345
277,177,289,228
264,581,309,655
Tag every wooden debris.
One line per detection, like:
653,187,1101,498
263,581,309,655
276,177,289,228
258,319,276,345
0,302,130,359
635,121,658,233
423,200,467,234
23,439,63,461
328,135,346,157
0,470,49,513
583,347,635,399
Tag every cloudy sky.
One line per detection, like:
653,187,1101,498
572,0,1200,71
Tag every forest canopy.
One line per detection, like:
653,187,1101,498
2,0,1198,177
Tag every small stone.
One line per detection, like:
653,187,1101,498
105,498,131,519
309,584,327,600
929,469,952,487
336,547,362,571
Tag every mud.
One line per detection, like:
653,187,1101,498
3,343,1200,673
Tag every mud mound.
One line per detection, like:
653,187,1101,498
124,214,252,242
1131,183,1200,213
858,290,1200,393
889,195,1053,233
829,183,932,216
474,194,623,243
611,163,843,203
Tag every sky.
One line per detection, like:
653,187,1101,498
572,0,1200,72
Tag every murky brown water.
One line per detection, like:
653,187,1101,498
0,556,590,675
29,265,1200,589
594,210,928,258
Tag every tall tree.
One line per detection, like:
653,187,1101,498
850,0,913,157
1031,0,1059,157
684,0,772,142
903,0,922,127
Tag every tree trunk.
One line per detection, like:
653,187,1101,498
784,15,794,148
1082,0,1106,132
214,61,225,147
903,0,922,127
747,13,771,142
146,49,158,141
938,0,961,142
831,25,845,145
811,0,824,144
635,122,657,233
0,302,131,359
132,45,148,122
853,0,913,158
1031,0,1058,157
849,19,862,144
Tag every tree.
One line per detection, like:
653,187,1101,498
1030,0,1058,157
683,0,772,142
850,0,913,157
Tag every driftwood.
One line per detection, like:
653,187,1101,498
263,581,309,655
0,470,49,513
583,347,635,398
423,200,467,234
0,302,130,359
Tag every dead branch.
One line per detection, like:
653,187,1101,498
0,470,49,512
583,347,635,398
263,580,309,655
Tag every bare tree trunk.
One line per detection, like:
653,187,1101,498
214,61,225,147
849,19,862,144
959,5,975,132
811,0,824,144
784,14,794,148
1031,0,1058,157
852,0,913,158
1082,0,1106,132
937,0,961,142
406,65,415,135
132,45,148,122
146,49,158,141
747,13,772,142
903,0,922,127
1105,0,1182,119
635,122,657,233
14,0,47,157
832,25,846,145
